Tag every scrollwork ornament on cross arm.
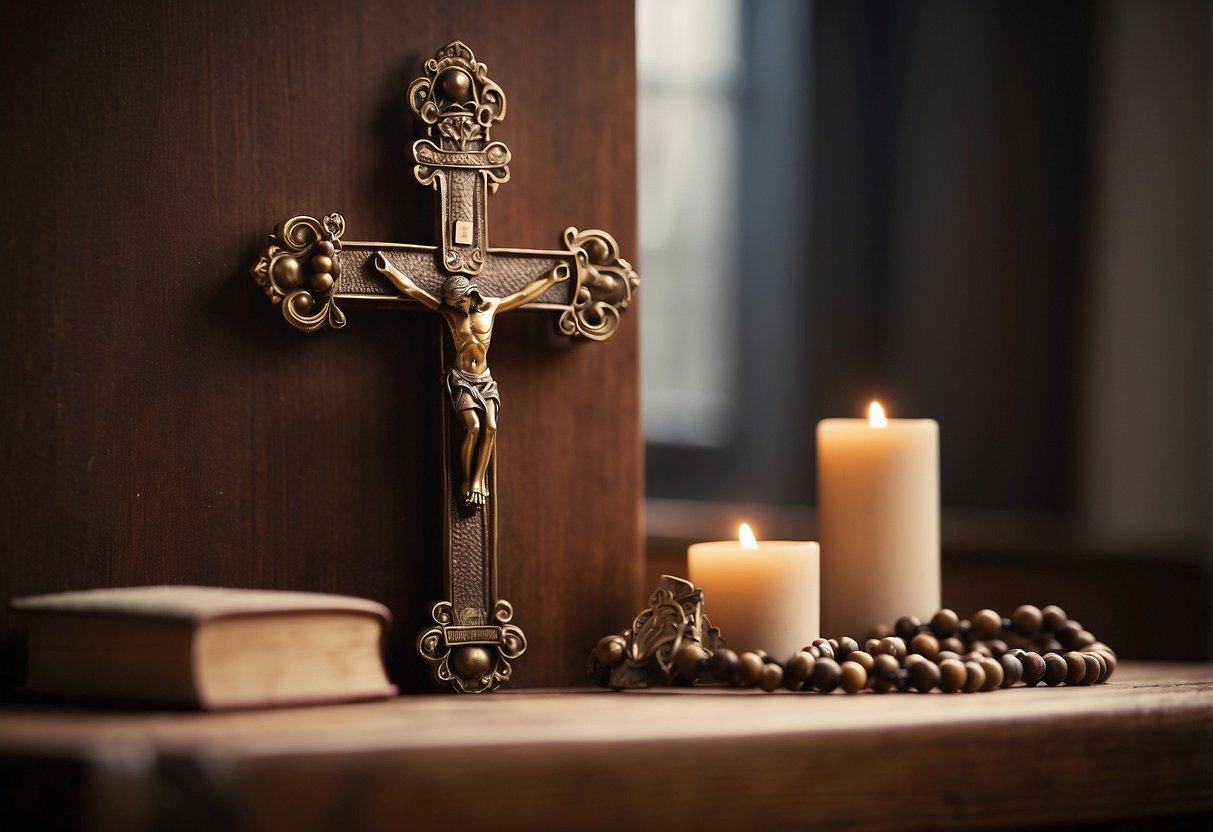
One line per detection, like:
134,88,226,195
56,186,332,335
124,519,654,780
249,213,348,332
558,227,640,341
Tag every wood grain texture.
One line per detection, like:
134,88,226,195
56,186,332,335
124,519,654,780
0,0,640,691
0,663,1209,831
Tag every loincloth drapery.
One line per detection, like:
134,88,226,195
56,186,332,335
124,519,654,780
446,367,500,414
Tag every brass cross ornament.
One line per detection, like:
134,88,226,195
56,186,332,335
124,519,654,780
250,41,638,693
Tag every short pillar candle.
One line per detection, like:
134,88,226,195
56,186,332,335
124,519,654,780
688,526,820,660
816,402,940,639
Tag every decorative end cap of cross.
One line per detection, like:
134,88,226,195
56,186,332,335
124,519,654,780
408,41,511,276
560,227,640,341
417,599,527,693
250,213,348,332
408,40,507,153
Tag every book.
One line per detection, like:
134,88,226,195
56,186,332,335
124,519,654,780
12,585,398,710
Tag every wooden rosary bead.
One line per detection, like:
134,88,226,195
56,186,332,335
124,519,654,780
1042,653,1068,686
839,660,868,694
872,653,901,683
844,650,875,673
1057,654,1086,688
985,639,1008,658
938,658,966,693
759,663,784,692
709,648,740,684
1087,647,1116,681
909,658,941,693
674,643,707,677
894,615,922,642
1011,604,1042,637
940,637,965,655
1086,654,1106,688
999,653,1023,687
811,638,835,660
934,650,962,665
978,657,1003,691
903,653,927,668
784,651,816,686
1062,651,1087,685
1057,620,1084,649
910,633,940,659
864,638,881,656
737,652,766,687
1074,629,1097,649
1020,652,1047,686
595,635,627,668
971,609,1003,641
875,636,907,659
836,636,859,661
811,658,842,692
930,608,960,638
1040,604,1067,632
1085,650,1109,684
962,661,987,693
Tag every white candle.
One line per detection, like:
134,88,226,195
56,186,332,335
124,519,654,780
816,402,940,639
688,524,820,660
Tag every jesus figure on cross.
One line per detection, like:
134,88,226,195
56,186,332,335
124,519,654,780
374,253,568,507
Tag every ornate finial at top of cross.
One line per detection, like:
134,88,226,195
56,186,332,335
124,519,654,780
407,41,511,275
408,41,507,150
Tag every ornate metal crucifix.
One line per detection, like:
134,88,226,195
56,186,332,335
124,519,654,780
250,41,638,693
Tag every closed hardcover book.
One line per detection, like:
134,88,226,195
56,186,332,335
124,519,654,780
12,585,398,709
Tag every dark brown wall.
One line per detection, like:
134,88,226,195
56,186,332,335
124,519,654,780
0,0,640,690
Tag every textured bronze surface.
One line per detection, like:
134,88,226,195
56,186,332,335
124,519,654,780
249,41,638,693
589,576,723,690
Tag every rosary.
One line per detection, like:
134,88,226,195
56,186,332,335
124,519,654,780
589,577,1116,693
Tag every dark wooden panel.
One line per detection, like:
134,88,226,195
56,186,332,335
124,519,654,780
0,0,639,690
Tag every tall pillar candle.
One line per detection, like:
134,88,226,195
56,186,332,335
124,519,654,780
816,403,939,639
688,527,819,660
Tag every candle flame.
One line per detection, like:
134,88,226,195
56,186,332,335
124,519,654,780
868,401,888,428
739,523,758,549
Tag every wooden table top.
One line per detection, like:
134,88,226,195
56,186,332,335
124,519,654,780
2,661,1210,831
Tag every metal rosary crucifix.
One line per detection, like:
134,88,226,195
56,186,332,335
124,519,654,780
250,42,638,693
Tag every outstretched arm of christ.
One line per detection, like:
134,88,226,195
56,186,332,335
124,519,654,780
495,263,570,313
374,252,442,310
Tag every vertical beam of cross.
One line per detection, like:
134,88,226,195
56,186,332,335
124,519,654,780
250,41,638,692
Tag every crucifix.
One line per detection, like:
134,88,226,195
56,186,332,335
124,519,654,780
250,41,638,693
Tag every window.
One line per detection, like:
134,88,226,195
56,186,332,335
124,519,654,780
639,0,814,503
